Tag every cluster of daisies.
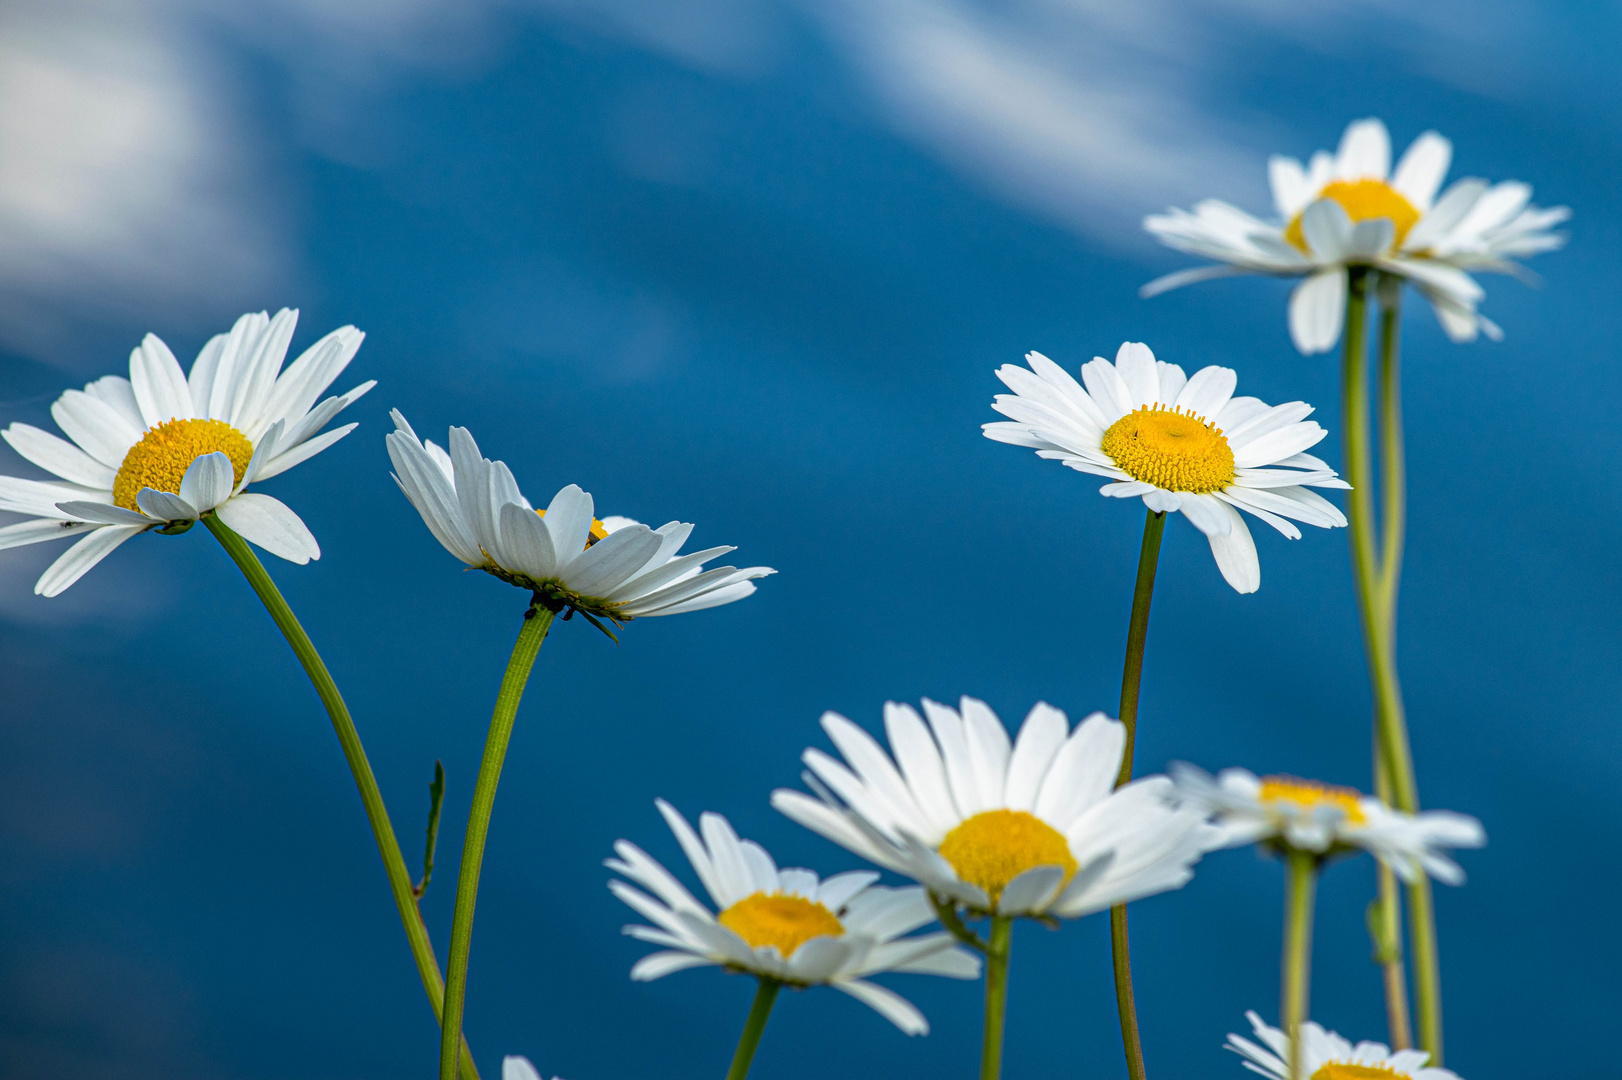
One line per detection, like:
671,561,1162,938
0,113,1561,1080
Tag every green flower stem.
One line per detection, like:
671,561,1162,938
439,601,556,1080
1344,270,1442,1060
725,978,782,1080
1281,849,1319,1080
1107,508,1166,1080
1115,509,1167,788
1371,752,1413,1050
980,916,1013,1080
203,515,479,1080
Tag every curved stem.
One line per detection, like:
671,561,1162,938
439,602,557,1080
1106,508,1165,1080
980,916,1013,1080
1281,850,1318,1080
725,978,781,1080
1376,287,1406,631
204,515,479,1079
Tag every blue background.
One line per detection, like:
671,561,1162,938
2,3,1616,1078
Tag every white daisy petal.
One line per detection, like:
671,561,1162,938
129,334,195,427
135,488,197,522
35,525,144,596
1288,269,1349,355
215,493,321,564
1390,131,1451,209
3,423,116,488
1206,501,1261,593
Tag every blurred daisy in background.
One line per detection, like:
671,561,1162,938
1143,117,1569,353
984,343,1347,593
1227,1011,1462,1080
773,698,1216,918
1171,764,1485,883
607,800,980,1034
0,309,372,595
386,412,772,623
504,1057,561,1080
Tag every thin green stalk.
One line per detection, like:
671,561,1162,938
1115,510,1166,788
1375,283,1406,630
439,601,557,1080
204,515,479,1079
1342,268,1416,808
1281,850,1318,1080
1107,508,1165,1080
1371,753,1412,1050
981,916,1013,1080
1345,273,1443,1060
725,978,781,1080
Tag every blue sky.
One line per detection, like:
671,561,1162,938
2,2,1619,1078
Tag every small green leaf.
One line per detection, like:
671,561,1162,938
414,760,445,899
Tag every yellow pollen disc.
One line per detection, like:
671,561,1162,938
717,893,843,957
938,809,1077,906
112,418,254,510
535,509,610,548
1258,775,1367,826
1284,178,1421,253
1100,404,1235,494
1313,1065,1410,1080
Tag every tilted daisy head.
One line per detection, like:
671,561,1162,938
984,343,1348,593
1170,764,1485,884
0,309,373,596
771,698,1217,920
1143,117,1569,354
1227,1011,1462,1080
607,800,980,1035
386,412,773,625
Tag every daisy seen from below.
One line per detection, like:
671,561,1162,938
1228,1011,1461,1080
0,308,372,595
390,412,776,1080
1169,765,1485,884
1143,117,1569,353
771,697,1216,1080
983,342,1347,593
386,411,773,626
1172,766,1483,1080
608,800,980,1077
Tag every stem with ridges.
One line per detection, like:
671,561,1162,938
438,600,556,1080
980,916,1013,1080
1107,508,1165,1080
203,515,480,1079
1281,849,1318,1080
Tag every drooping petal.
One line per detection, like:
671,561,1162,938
35,525,144,596
1288,268,1348,355
215,493,321,563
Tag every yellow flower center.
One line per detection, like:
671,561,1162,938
1258,776,1367,826
1284,178,1421,253
1313,1064,1409,1080
938,809,1077,906
1100,404,1235,494
536,508,610,548
717,893,844,957
112,418,254,510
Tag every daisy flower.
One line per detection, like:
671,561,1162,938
983,343,1347,594
607,800,980,1035
771,698,1217,919
0,309,373,596
1170,765,1485,884
386,412,773,623
1227,1011,1461,1080
1143,117,1569,353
